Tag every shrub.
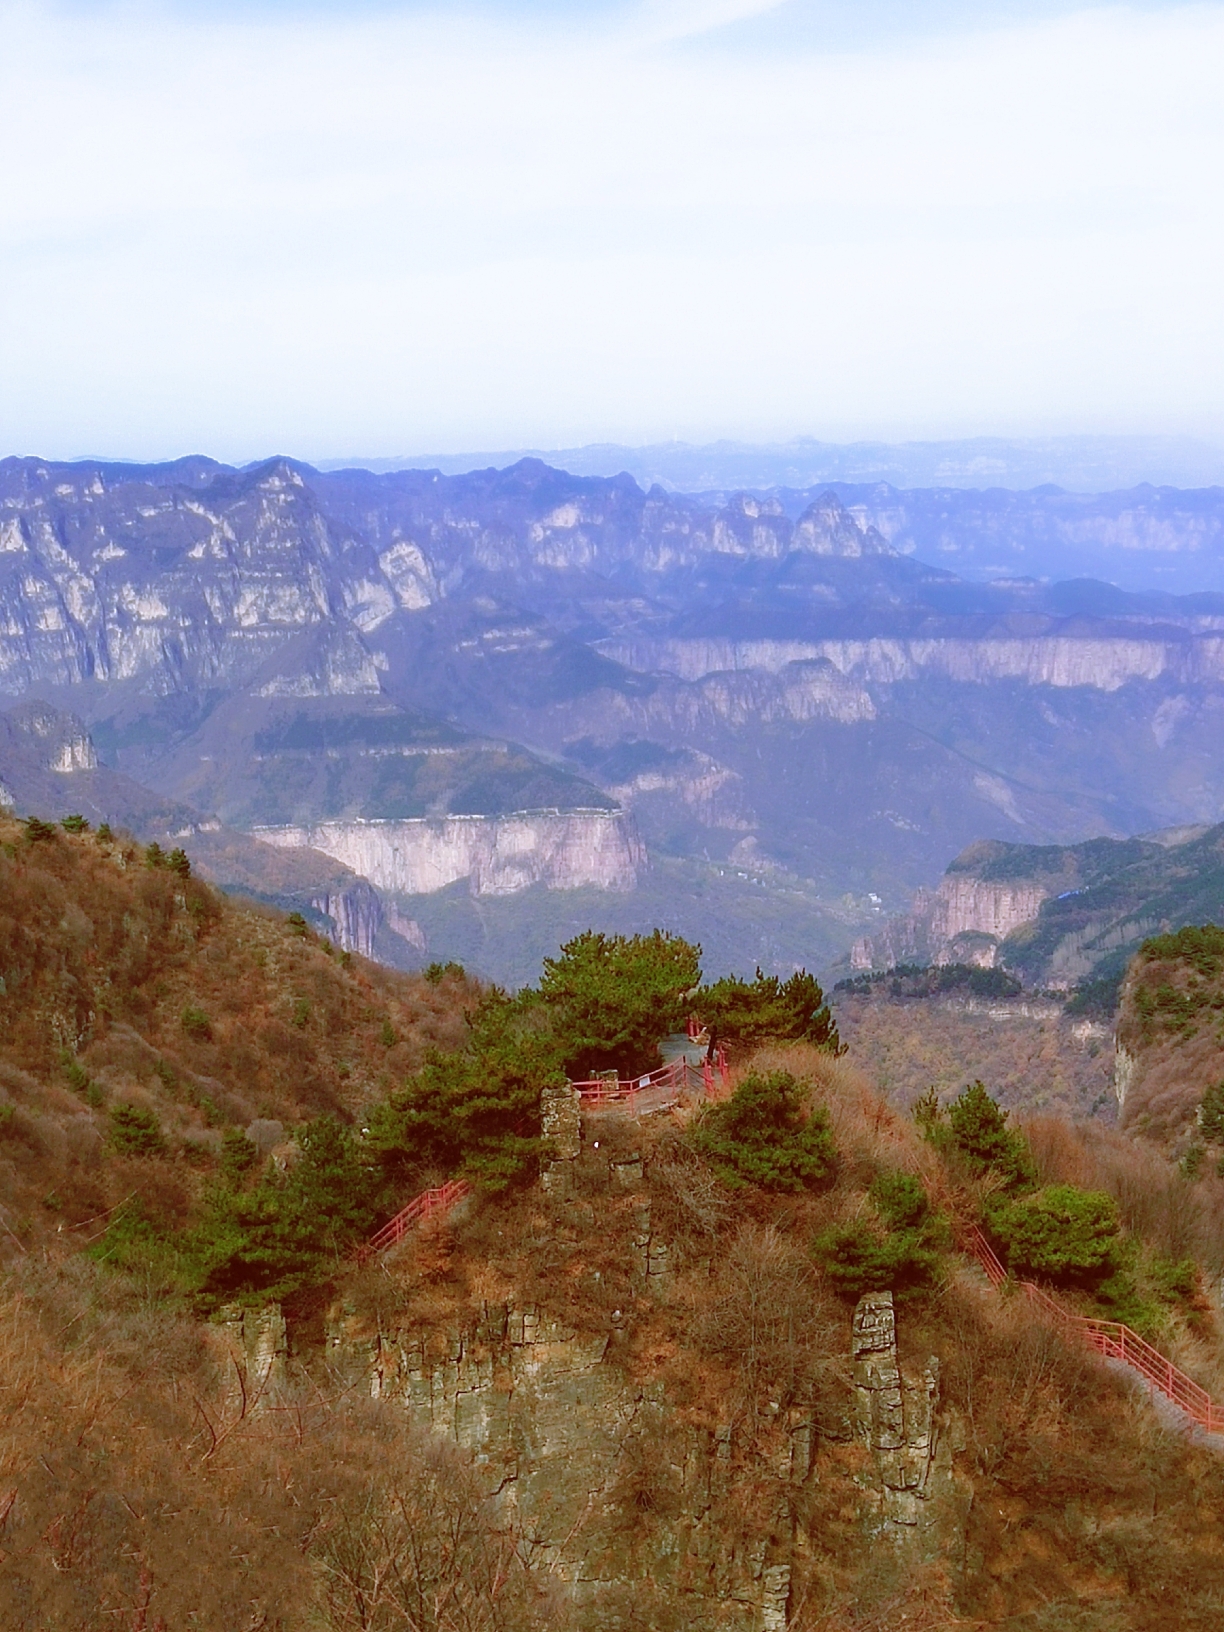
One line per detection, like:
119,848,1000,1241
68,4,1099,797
181,1004,212,1041
944,1080,1034,1189
694,967,841,1054
95,821,113,843
690,1069,835,1192
424,960,465,984
1140,923,1224,978
62,1053,93,1097
220,1126,260,1184
813,1219,945,1301
190,1115,382,1304
23,817,57,843
1064,972,1124,1019
870,1169,929,1230
367,1032,548,1192
60,814,89,833
287,911,309,937
1198,1079,1224,1144
536,929,701,1079
989,1184,1118,1283
813,1170,948,1300
107,1102,167,1158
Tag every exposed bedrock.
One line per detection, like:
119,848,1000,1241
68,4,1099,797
598,634,1224,691
252,809,644,897
852,872,1051,971
851,1290,970,1551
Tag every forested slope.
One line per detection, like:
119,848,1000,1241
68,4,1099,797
4,826,1224,1630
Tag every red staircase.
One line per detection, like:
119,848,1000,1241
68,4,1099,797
360,1178,471,1261
963,1224,1224,1435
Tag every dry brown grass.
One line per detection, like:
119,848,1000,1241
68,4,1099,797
834,991,1115,1122
1116,950,1224,1147
0,1251,553,1632
0,815,475,1250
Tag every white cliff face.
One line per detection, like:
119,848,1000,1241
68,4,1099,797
253,810,643,897
1113,1042,1139,1110
927,874,1049,949
307,882,383,958
598,634,1224,692
851,872,1051,971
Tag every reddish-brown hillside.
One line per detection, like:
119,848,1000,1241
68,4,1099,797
0,813,472,1242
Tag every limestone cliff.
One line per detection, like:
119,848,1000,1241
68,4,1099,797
599,632,1224,692
253,809,644,898
850,823,1224,989
851,867,1052,973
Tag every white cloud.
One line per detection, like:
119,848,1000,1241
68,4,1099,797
0,1,1221,457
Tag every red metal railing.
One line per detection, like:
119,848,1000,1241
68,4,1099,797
359,1047,734,1258
962,1224,1224,1435
571,1050,729,1113
360,1178,471,1260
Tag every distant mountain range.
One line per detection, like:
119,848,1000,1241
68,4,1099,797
314,440,1224,594
322,432,1224,499
3,450,1224,983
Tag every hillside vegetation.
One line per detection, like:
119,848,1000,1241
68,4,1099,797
832,966,1114,1123
1117,923,1224,1156
5,828,1224,1630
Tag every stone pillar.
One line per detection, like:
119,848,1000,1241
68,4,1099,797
540,1080,582,1194
215,1302,288,1415
851,1290,969,1552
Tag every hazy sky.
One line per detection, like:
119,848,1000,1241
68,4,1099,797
2,0,1222,461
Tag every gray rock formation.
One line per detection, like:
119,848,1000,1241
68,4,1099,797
5,452,1224,984
849,823,1224,991
852,1291,969,1554
354,1303,809,1628
253,809,643,898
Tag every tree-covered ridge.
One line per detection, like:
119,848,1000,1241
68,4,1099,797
16,872,703,1298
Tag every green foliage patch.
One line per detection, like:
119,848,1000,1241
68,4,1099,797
694,967,841,1054
181,1004,212,1042
813,1170,949,1301
918,1080,1035,1191
690,1069,835,1192
536,929,701,1080
987,1184,1119,1284
1140,923,1224,979
107,1102,167,1158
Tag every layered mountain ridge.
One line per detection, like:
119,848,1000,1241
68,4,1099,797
4,452,1224,983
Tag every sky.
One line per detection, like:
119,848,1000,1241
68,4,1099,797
1,0,1222,462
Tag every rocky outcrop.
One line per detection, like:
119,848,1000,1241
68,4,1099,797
851,1291,969,1552
1113,1042,1139,1111
599,634,1224,692
308,879,384,958
851,823,1224,990
359,1305,805,1628
852,870,1051,972
328,1269,964,1625
253,810,644,898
